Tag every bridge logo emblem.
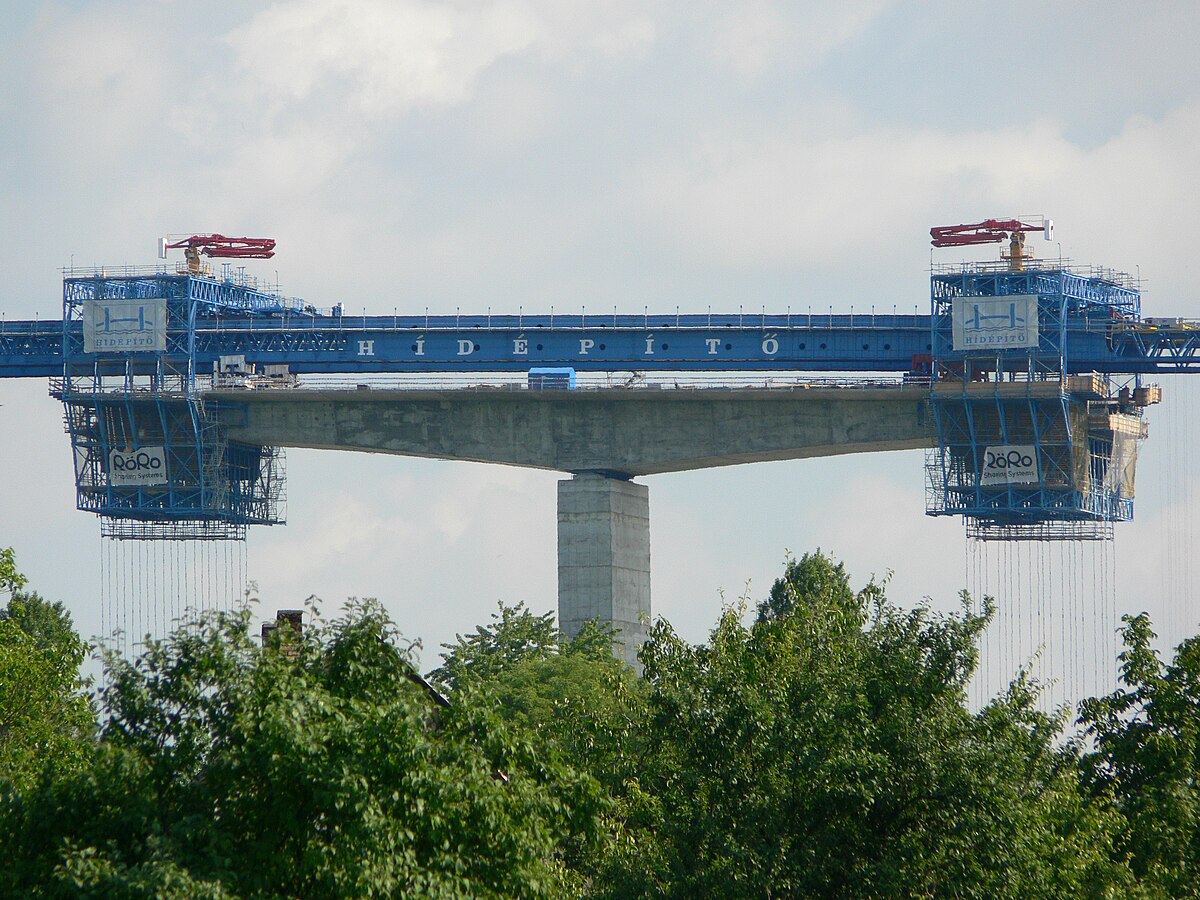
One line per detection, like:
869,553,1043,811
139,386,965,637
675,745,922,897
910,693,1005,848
83,298,167,353
952,294,1039,350
108,447,168,487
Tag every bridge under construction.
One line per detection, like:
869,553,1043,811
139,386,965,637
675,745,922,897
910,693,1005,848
0,220,1195,676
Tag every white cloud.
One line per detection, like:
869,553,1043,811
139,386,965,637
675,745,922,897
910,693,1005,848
24,6,171,158
635,104,1200,283
496,0,655,63
211,125,358,203
229,0,540,116
225,0,654,120
636,119,1054,265
710,1,891,78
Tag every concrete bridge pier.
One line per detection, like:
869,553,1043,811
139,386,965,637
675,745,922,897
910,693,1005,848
209,384,933,670
557,472,650,670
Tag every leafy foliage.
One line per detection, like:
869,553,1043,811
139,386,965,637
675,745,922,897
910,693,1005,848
435,607,645,773
433,603,651,889
596,557,1130,898
0,550,93,795
1080,613,1200,898
5,548,1198,896
756,548,855,623
0,600,601,898
430,601,561,692
0,546,28,596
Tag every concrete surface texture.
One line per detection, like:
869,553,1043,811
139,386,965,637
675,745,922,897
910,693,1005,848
557,473,650,671
210,386,932,477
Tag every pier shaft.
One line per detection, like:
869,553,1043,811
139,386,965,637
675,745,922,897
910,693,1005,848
557,473,650,669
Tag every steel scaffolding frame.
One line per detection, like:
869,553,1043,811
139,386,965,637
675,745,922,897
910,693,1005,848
926,265,1144,540
56,273,287,540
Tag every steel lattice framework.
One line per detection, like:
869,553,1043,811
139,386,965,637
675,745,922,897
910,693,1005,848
53,271,290,539
0,255,1190,541
925,265,1147,540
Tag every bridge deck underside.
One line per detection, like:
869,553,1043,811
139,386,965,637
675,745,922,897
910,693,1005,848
208,387,932,477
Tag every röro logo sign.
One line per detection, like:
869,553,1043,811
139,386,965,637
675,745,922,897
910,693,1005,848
108,447,168,487
980,444,1038,486
111,450,163,472
985,448,1034,471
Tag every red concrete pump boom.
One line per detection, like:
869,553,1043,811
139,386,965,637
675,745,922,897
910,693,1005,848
163,234,276,258
930,217,1053,271
160,234,276,275
929,218,1047,247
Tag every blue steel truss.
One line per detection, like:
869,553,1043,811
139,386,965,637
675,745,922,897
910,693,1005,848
54,374,286,540
0,259,1184,541
53,270,289,539
925,264,1145,540
2,262,1198,379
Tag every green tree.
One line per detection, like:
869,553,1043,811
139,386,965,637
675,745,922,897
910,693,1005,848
597,554,1130,898
430,601,561,692
433,604,647,888
0,600,602,898
1080,613,1200,898
0,551,93,795
756,548,855,623
432,604,644,784
0,547,27,596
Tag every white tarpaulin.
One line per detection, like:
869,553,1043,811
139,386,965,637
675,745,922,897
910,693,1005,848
83,297,167,353
980,445,1038,486
108,447,168,487
952,294,1039,351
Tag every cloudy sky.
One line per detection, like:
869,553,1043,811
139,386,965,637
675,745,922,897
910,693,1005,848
2,1,1199,685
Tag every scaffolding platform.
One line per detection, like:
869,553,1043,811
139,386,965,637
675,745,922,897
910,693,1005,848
55,272,288,540
925,263,1152,541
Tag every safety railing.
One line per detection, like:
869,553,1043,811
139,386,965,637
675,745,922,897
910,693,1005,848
201,371,926,393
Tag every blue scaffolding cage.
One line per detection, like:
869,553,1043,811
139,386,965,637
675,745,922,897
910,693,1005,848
53,269,289,540
925,262,1149,540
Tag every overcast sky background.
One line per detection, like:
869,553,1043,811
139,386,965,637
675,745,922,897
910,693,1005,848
2,2,1199,686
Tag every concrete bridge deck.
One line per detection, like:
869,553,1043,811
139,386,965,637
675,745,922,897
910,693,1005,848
208,384,933,477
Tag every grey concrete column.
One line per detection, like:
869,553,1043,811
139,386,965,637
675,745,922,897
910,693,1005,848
557,473,650,670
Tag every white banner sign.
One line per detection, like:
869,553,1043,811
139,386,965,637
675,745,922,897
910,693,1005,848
981,445,1038,486
108,447,168,487
952,294,1039,350
83,297,167,353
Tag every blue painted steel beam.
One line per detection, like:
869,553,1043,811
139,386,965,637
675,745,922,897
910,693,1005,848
183,312,932,374
0,321,63,376
5,313,1200,378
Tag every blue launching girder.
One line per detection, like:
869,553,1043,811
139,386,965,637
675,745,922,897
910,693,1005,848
0,262,1189,541
0,321,63,376
0,270,1197,378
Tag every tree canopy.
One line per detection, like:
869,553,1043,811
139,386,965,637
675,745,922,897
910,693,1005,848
0,598,601,898
0,546,27,596
7,547,1200,896
591,567,1129,898
755,548,856,623
0,551,93,796
1080,613,1200,897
